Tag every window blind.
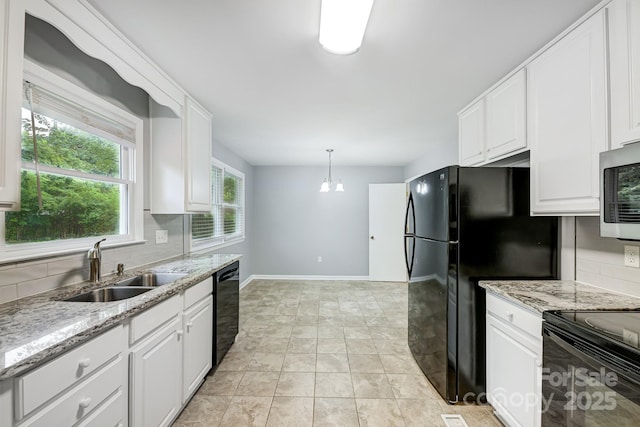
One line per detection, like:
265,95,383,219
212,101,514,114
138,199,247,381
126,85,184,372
191,161,244,246
24,81,136,144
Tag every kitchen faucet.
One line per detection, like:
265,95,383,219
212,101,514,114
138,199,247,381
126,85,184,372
88,238,106,283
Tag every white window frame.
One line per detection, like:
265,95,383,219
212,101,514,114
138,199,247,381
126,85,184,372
0,60,144,262
190,158,245,252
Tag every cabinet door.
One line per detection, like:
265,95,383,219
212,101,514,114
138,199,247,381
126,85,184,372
487,315,541,427
0,0,25,210
528,10,607,215
458,100,485,166
609,0,640,148
486,69,527,161
185,97,212,212
182,295,213,402
130,317,182,427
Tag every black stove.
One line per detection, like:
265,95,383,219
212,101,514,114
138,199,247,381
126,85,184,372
543,310,640,370
542,310,640,426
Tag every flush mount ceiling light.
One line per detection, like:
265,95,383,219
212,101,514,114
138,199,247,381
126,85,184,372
320,149,344,192
319,0,375,55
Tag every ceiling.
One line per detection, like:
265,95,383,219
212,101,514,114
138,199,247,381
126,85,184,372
87,0,602,166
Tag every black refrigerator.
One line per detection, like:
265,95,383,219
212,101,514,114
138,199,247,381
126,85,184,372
405,166,557,403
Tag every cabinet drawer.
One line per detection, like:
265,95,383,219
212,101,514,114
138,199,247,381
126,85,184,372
184,277,213,309
130,294,181,344
18,355,124,427
15,326,123,419
486,293,541,339
77,387,125,427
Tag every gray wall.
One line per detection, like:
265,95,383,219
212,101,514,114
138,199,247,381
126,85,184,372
252,166,404,276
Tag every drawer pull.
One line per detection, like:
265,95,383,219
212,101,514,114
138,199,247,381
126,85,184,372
506,312,514,322
79,358,91,369
79,397,92,409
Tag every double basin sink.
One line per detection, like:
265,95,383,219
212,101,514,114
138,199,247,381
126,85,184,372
64,272,187,302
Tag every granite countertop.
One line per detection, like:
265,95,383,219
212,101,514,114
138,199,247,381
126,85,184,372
480,280,640,313
0,252,241,380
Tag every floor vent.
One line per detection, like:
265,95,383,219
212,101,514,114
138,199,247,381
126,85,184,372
441,414,469,427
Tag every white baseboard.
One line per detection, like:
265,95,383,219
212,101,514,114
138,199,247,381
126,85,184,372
240,274,369,289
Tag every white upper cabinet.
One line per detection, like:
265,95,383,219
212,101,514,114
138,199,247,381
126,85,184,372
185,97,213,212
485,69,527,161
609,0,640,148
528,9,607,216
458,69,527,166
150,96,212,214
458,100,486,166
0,0,25,211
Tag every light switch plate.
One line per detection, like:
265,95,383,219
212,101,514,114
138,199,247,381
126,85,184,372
624,245,640,268
156,230,168,244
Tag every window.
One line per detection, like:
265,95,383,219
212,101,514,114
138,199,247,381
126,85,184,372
191,159,245,249
0,60,143,261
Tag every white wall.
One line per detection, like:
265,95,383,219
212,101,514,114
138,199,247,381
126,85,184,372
403,142,458,181
575,217,640,298
252,165,404,277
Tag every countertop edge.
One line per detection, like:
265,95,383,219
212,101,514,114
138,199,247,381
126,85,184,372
479,280,640,314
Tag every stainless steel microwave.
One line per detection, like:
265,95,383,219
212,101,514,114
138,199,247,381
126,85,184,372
600,142,640,240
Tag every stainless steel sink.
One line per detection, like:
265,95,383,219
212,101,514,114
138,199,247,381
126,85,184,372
64,286,154,302
115,272,188,287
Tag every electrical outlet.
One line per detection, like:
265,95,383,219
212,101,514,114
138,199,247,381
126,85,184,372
623,328,639,348
624,245,640,268
317,256,322,263
156,230,168,244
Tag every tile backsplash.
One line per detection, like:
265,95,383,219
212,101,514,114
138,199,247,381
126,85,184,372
575,216,640,298
0,212,185,304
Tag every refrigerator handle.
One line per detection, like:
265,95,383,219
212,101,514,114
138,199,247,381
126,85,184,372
404,193,415,235
404,236,415,278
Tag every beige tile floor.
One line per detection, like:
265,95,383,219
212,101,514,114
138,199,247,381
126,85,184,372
174,279,502,427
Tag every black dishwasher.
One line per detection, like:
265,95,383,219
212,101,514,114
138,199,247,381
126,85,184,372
211,261,239,371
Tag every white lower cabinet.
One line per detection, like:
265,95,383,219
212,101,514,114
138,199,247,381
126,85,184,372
129,277,213,427
182,295,213,402
2,278,214,427
486,293,542,427
13,325,127,427
130,316,183,427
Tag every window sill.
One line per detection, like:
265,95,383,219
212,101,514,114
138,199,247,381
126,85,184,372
190,236,245,254
0,239,147,266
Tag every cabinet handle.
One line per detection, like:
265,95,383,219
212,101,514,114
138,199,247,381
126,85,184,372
506,312,514,322
536,359,542,367
187,321,194,331
177,330,184,339
78,358,91,369
79,397,92,409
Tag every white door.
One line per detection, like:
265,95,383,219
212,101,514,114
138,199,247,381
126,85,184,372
369,183,407,282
